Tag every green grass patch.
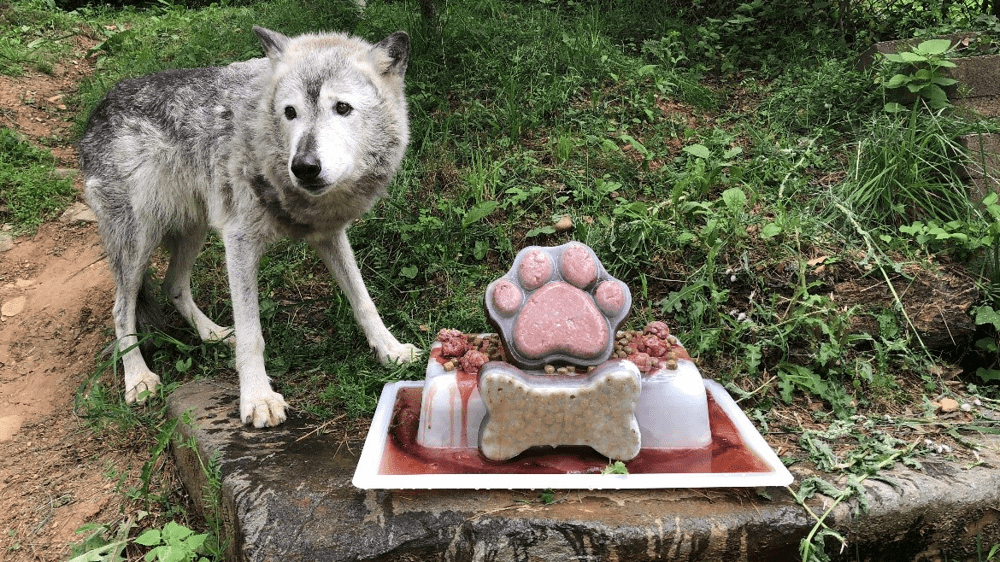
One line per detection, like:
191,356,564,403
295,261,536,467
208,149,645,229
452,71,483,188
0,127,74,233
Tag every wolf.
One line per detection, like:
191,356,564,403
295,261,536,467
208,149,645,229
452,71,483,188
78,26,421,428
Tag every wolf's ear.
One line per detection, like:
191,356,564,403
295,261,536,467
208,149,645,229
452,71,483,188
372,31,409,78
254,26,291,61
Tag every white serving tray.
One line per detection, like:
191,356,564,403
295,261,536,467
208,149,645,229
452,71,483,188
353,379,792,490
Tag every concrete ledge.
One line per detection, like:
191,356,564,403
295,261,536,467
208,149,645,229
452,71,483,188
958,132,1000,200
167,380,1000,561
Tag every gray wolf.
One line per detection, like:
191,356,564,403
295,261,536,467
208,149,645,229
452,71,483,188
78,26,421,427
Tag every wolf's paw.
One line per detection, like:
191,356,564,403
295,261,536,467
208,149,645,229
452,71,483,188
205,326,235,348
377,342,422,366
240,390,289,428
194,318,234,347
124,370,162,404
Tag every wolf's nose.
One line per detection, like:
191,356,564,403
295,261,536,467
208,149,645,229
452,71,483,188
291,154,322,181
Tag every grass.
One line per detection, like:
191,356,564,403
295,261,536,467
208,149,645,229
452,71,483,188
4,0,1000,559
0,127,74,233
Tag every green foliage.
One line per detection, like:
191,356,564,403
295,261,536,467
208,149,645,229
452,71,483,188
0,0,82,76
0,127,74,233
790,428,922,561
601,460,630,475
539,489,556,505
33,0,983,444
977,541,1000,562
835,106,974,228
881,39,958,111
69,517,135,562
67,516,216,562
135,521,210,562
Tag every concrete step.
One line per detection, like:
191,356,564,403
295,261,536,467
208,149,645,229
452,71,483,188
957,131,1000,200
167,380,1000,562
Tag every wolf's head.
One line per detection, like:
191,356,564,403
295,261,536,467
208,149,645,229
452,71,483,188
254,27,409,199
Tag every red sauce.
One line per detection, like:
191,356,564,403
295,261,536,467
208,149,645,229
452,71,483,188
379,387,770,476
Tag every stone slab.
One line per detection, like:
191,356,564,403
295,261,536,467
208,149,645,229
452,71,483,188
958,132,1000,199
855,33,978,71
167,380,1000,561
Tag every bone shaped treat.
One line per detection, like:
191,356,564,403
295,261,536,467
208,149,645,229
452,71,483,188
478,360,642,462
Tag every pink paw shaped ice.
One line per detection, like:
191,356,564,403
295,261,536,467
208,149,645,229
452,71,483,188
485,243,631,369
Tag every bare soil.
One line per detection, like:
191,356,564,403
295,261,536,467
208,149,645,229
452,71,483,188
0,37,142,562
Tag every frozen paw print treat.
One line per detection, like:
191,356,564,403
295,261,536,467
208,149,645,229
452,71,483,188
478,243,642,461
484,243,631,370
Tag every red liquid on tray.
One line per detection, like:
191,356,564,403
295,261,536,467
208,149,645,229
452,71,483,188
378,387,770,476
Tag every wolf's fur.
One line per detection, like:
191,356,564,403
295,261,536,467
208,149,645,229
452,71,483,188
79,27,420,427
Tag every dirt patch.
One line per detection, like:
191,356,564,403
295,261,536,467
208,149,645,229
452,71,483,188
0,217,128,561
0,34,98,166
835,263,980,349
0,34,136,561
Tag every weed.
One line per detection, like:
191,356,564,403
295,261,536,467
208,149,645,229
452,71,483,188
135,521,211,562
836,107,974,229
68,515,136,562
69,514,214,562
601,460,629,475
790,426,923,561
881,39,958,112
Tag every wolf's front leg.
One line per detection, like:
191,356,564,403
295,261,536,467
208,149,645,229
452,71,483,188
310,229,421,365
223,229,289,427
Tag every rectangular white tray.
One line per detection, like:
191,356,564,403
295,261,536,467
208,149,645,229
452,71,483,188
353,380,793,490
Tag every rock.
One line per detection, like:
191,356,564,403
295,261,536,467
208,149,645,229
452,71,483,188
0,415,23,442
167,379,1000,562
1,296,26,318
51,168,77,179
60,201,97,223
554,215,573,232
0,232,13,253
939,397,960,413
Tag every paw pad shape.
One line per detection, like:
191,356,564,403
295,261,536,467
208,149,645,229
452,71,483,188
485,243,631,369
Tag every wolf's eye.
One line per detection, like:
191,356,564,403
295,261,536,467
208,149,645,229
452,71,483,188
283,106,297,120
335,101,353,116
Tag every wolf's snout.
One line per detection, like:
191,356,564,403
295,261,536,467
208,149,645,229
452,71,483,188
291,153,322,183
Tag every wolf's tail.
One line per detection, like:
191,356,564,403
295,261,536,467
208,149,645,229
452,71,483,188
135,272,165,335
